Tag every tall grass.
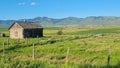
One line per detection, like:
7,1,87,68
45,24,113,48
0,26,120,67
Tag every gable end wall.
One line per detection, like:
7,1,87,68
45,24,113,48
9,23,23,39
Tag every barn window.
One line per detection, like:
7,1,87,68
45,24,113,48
14,31,18,37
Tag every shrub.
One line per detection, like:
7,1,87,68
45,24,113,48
74,35,80,39
57,30,63,35
47,39,56,44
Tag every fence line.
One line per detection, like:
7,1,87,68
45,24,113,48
1,38,114,66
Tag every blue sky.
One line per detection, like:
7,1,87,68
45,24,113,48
0,0,120,20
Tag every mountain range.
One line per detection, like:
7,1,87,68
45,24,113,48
1,16,120,27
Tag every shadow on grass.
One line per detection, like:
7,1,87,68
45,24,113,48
0,44,33,53
79,64,120,68
64,62,120,68
0,35,94,53
1,59,120,68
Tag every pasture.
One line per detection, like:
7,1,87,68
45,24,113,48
0,26,120,68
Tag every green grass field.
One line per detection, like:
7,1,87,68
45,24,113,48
0,26,120,68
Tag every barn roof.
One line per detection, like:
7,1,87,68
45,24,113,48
9,21,43,30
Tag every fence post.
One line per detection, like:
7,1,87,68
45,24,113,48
17,39,20,45
26,38,28,45
7,38,9,47
66,47,70,62
107,46,112,66
3,42,5,57
33,43,35,60
37,36,40,44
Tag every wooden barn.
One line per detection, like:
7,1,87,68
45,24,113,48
8,21,43,39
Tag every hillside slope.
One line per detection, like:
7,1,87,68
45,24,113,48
1,16,120,27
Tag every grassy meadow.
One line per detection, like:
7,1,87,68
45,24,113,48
0,26,120,68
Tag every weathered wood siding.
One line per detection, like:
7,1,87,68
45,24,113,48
9,23,24,39
23,28,43,38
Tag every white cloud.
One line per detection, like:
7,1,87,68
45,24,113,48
30,2,36,6
18,2,26,6
18,2,36,6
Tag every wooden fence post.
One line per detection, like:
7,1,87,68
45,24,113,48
17,39,19,45
107,46,112,66
37,36,40,44
3,42,5,57
33,43,35,60
7,38,9,47
26,38,28,45
66,47,70,62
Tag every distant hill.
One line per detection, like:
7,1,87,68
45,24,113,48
1,16,120,27
0,20,14,28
